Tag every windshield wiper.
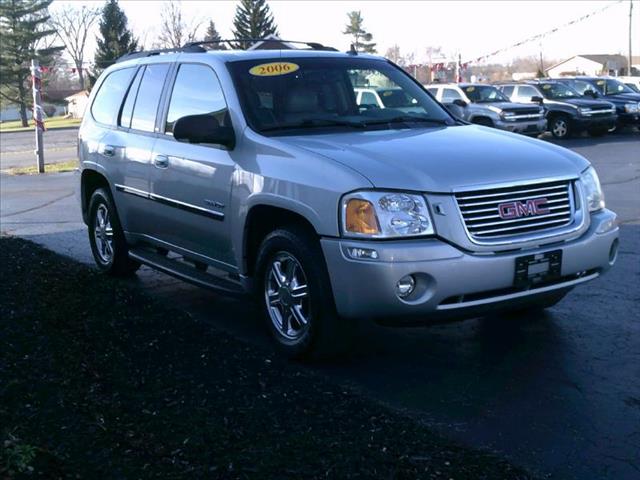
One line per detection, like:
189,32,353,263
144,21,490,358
260,118,365,132
361,116,451,126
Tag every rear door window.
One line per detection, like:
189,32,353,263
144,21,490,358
91,67,135,126
442,88,463,102
165,63,228,134
501,85,514,97
130,64,170,132
119,67,144,128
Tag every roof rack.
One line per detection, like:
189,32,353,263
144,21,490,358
116,38,338,63
184,39,338,51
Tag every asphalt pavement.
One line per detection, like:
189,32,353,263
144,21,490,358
0,128,78,170
1,132,639,479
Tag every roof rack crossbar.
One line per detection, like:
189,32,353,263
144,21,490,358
116,44,205,63
183,38,337,51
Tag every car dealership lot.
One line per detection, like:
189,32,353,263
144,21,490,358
1,131,638,479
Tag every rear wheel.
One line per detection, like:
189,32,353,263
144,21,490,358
255,226,351,360
88,188,140,276
550,115,572,139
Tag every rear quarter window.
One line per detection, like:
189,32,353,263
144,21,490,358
91,68,135,125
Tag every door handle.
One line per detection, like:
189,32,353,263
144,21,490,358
153,154,169,169
101,144,116,157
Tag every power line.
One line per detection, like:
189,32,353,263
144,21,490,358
465,0,624,64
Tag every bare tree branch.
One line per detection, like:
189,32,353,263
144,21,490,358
156,0,202,49
50,5,100,89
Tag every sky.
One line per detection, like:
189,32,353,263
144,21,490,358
52,0,637,67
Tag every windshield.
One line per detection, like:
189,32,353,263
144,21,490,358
461,85,510,103
539,83,580,99
228,57,454,135
592,78,635,95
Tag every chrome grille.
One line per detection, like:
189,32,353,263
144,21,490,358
455,180,574,239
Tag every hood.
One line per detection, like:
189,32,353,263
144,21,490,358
601,93,640,104
275,125,589,192
553,98,614,108
481,101,539,111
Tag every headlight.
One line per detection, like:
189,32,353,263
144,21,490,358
580,167,605,212
578,107,592,116
342,191,434,238
500,111,515,120
624,102,639,113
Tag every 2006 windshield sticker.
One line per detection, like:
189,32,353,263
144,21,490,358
249,62,300,76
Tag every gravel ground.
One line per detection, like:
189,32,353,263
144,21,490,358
0,236,533,480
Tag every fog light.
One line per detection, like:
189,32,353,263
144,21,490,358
346,247,379,260
396,275,416,298
609,238,619,265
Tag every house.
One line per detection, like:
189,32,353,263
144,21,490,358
247,34,300,50
546,54,640,77
65,90,89,118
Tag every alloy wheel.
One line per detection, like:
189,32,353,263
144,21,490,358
93,203,114,264
264,252,310,341
553,119,568,137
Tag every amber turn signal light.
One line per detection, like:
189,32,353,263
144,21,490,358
345,198,380,235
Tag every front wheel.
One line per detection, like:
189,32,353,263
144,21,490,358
550,115,572,139
88,188,140,276
255,226,351,360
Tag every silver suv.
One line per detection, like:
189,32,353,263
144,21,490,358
79,45,619,358
426,83,547,136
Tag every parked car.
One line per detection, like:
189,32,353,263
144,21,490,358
616,76,640,93
556,76,640,129
79,44,619,359
497,80,617,139
354,86,423,114
426,83,546,136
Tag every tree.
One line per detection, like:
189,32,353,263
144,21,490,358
232,0,278,49
203,20,226,50
0,0,64,127
157,0,202,49
343,11,376,53
94,0,138,75
385,44,404,66
50,4,100,90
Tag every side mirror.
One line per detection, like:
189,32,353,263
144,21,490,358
584,89,598,98
173,114,235,149
531,96,544,105
452,99,468,108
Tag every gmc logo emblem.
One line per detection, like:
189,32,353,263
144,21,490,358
498,198,550,219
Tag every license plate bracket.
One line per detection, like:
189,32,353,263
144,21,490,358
514,250,562,287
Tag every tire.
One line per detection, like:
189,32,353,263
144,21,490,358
549,115,572,139
588,127,608,137
255,226,351,360
472,117,494,128
88,187,140,276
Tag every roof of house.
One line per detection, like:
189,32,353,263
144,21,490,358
64,90,89,101
546,54,640,73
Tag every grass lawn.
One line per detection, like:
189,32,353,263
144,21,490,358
0,116,81,133
0,236,534,479
2,159,78,175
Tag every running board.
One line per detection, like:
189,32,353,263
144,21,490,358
128,248,246,297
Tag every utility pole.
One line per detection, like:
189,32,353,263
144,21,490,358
630,0,634,75
30,59,45,173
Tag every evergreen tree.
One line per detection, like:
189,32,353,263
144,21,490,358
94,0,138,75
204,20,226,50
0,0,63,127
343,11,376,54
232,0,278,49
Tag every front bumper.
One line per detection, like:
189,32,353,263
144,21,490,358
495,118,547,135
573,114,618,131
617,111,640,125
321,209,618,321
